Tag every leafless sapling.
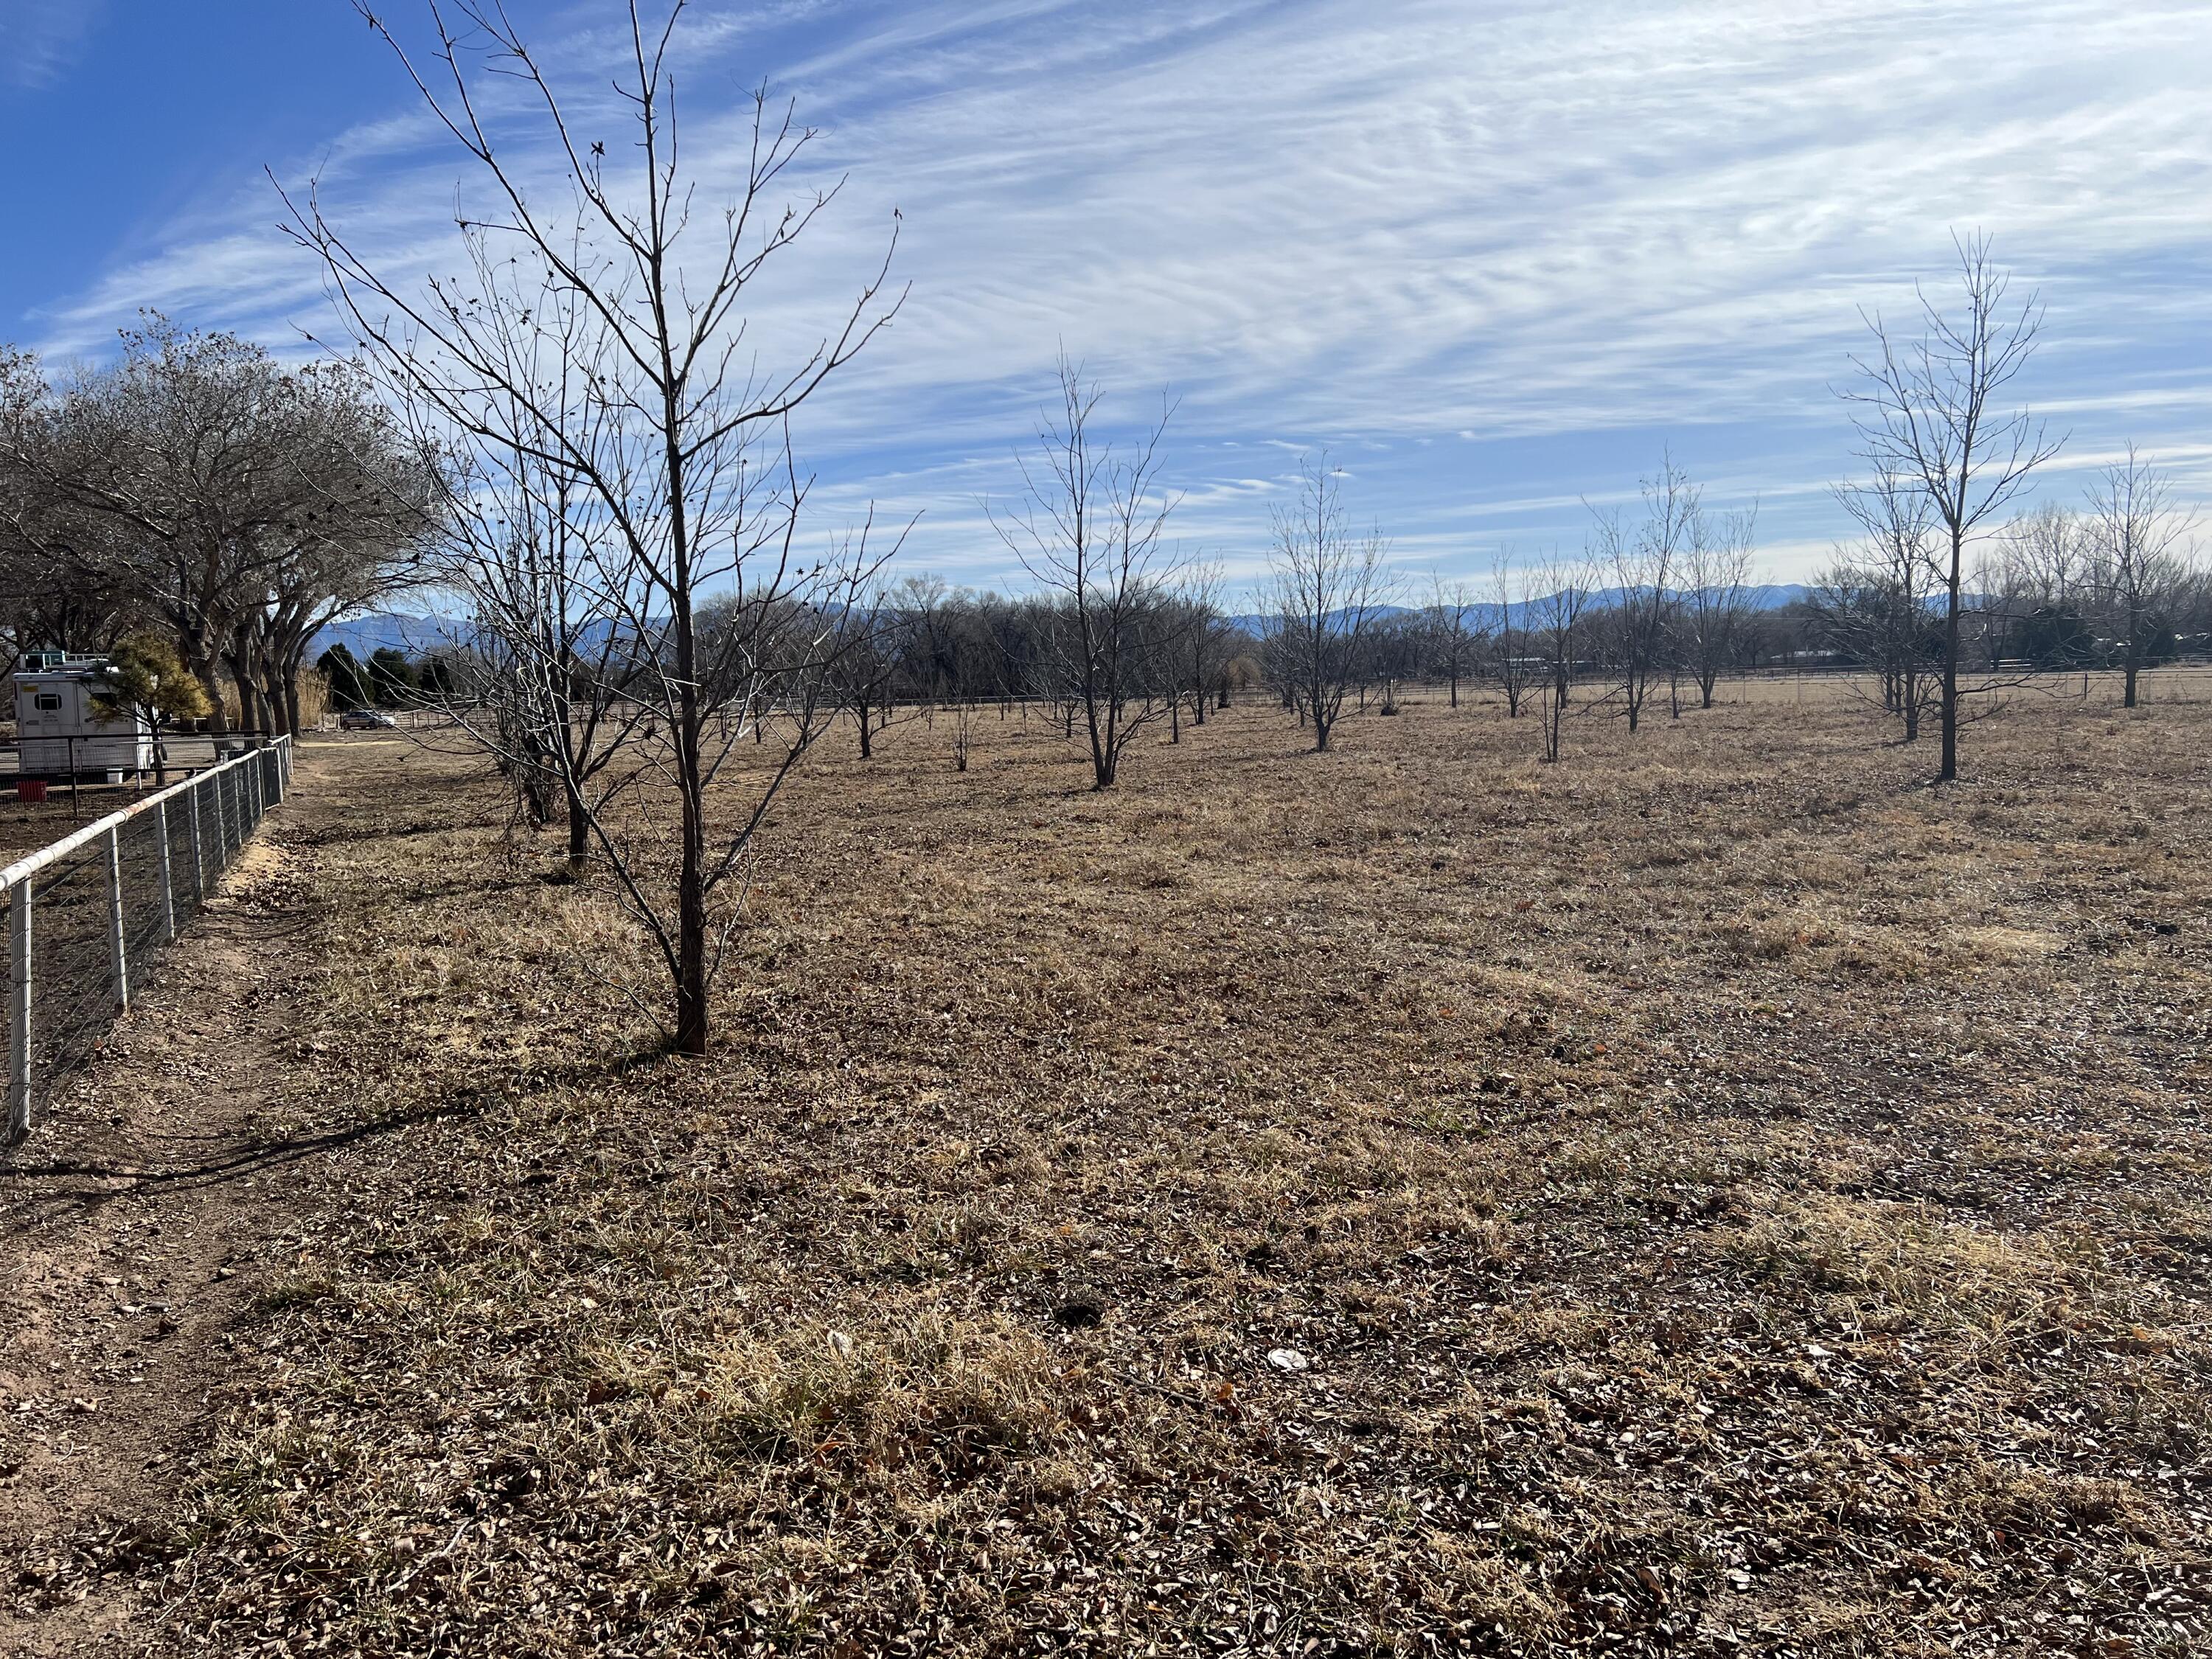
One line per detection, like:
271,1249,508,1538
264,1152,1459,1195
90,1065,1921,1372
1843,233,2063,780
989,358,1183,789
1533,550,1596,764
1265,457,1392,753
288,0,903,1054
2084,447,2196,709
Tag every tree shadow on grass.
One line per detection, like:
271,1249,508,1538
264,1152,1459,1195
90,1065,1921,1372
0,1091,487,1206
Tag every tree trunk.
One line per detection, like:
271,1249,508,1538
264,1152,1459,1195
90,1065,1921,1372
192,660,229,740
1940,528,1962,782
229,664,258,735
674,684,709,1056
566,782,590,866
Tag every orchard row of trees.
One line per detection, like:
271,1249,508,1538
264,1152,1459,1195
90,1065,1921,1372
800,451,1773,768
0,322,432,737
20,4,2188,1059
1810,450,2206,742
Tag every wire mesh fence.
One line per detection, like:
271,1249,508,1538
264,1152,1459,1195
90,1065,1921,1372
3,737,292,1144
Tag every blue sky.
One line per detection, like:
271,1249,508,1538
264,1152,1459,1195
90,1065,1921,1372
5,0,2211,592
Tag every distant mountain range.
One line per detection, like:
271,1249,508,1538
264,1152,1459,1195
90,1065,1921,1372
1225,583,1812,638
312,614,462,661
316,585,1818,661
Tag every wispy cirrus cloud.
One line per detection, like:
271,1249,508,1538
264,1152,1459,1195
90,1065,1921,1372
23,0,2212,582
1,0,108,92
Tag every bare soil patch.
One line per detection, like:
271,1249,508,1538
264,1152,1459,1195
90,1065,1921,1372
0,741,393,1656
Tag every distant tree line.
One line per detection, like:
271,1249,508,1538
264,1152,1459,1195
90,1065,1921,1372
316,641,459,711
1809,449,2207,741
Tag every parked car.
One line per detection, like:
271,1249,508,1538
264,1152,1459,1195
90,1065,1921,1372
338,708,397,731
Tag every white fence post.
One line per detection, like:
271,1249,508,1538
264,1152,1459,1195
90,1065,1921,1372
8,881,29,1140
106,826,129,1015
187,778,205,903
155,801,176,944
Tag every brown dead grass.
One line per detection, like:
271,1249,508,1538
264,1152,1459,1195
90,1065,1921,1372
20,681,2212,1655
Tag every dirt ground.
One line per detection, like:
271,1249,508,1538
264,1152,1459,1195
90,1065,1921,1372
1,687,2209,1657
0,796,327,1654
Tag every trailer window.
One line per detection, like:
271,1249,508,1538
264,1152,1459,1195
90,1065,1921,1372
33,694,61,712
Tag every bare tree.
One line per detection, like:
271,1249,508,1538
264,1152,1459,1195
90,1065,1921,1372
31,326,294,735
1843,233,2063,780
1823,469,1942,740
2001,501,2090,611
1,324,422,739
0,350,148,668
2084,447,2195,709
990,358,1183,789
1983,503,2095,672
286,0,902,1054
1486,551,1537,718
1425,571,1484,709
1171,557,1231,739
1266,458,1391,753
412,375,642,869
1532,551,1595,763
831,577,908,762
239,362,434,736
1590,458,1696,733
1679,501,1759,710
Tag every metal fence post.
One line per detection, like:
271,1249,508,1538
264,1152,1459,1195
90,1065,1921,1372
154,801,177,943
106,826,130,1015
187,777,205,903
8,881,29,1140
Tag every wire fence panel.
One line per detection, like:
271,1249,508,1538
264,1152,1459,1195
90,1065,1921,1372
1,736,291,1144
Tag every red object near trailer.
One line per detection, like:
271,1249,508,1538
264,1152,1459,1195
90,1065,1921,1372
15,780,46,803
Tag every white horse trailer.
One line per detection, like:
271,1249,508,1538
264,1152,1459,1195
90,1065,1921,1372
13,653,153,780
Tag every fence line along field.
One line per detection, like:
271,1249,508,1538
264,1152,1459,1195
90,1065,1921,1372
11,685,2194,1657
1,740,293,1141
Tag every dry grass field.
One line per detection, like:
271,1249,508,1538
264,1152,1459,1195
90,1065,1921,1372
7,679,2212,1656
